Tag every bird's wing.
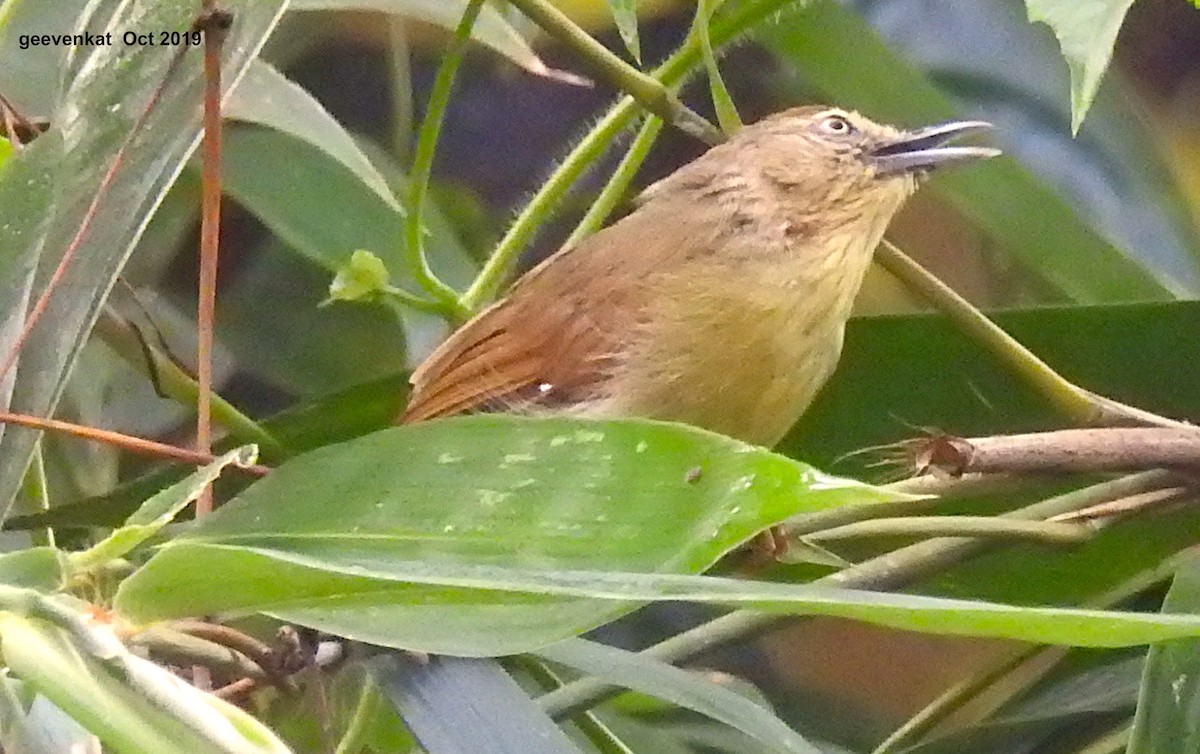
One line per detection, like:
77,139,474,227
400,209,676,424
399,188,737,424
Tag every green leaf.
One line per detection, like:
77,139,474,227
608,0,642,63
759,0,1173,302
1024,0,1137,134
117,544,1200,653
289,0,576,83
1128,556,1200,754
221,123,474,289
0,613,292,754
225,59,398,208
0,136,12,169
323,250,400,306
115,416,903,654
372,655,583,754
0,548,65,591
0,0,288,521
538,638,821,753
67,447,259,573
695,0,741,135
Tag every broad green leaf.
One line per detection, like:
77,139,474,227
1128,556,1200,754
538,638,821,753
289,0,576,83
0,613,292,754
0,136,11,169
784,301,1200,472
608,0,642,63
759,0,1174,302
0,548,65,591
225,59,397,207
118,544,1200,654
0,1,289,521
67,447,258,573
221,123,474,289
1024,0,1136,133
116,416,904,654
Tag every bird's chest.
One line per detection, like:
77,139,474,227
604,271,850,447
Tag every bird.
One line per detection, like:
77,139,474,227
400,106,997,449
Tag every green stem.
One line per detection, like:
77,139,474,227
19,442,54,547
538,470,1181,717
871,552,1187,753
565,114,664,247
461,0,783,311
511,656,634,754
404,0,482,321
93,309,284,460
460,104,634,310
875,241,1183,429
505,0,720,145
334,676,382,754
808,515,1094,545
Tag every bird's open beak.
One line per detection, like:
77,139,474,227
870,120,1000,177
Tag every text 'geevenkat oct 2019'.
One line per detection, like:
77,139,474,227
17,29,204,50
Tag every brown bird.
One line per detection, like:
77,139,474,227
401,106,997,446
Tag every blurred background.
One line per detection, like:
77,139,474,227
4,0,1200,750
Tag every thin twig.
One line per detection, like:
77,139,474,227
807,516,1094,545
195,5,232,518
906,427,1200,477
129,626,267,683
0,411,270,475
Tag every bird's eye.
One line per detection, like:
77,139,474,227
818,115,856,136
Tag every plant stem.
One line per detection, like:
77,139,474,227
461,0,787,311
808,516,1093,544
505,0,721,145
93,309,284,459
565,114,664,247
875,241,1184,429
404,0,482,321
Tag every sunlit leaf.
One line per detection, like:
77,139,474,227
115,416,904,654
1024,0,1137,133
608,0,642,63
0,612,292,754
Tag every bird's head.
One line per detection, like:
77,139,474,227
732,106,999,232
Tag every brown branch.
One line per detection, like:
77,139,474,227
130,626,267,683
907,428,1200,477
0,410,270,475
194,5,233,516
